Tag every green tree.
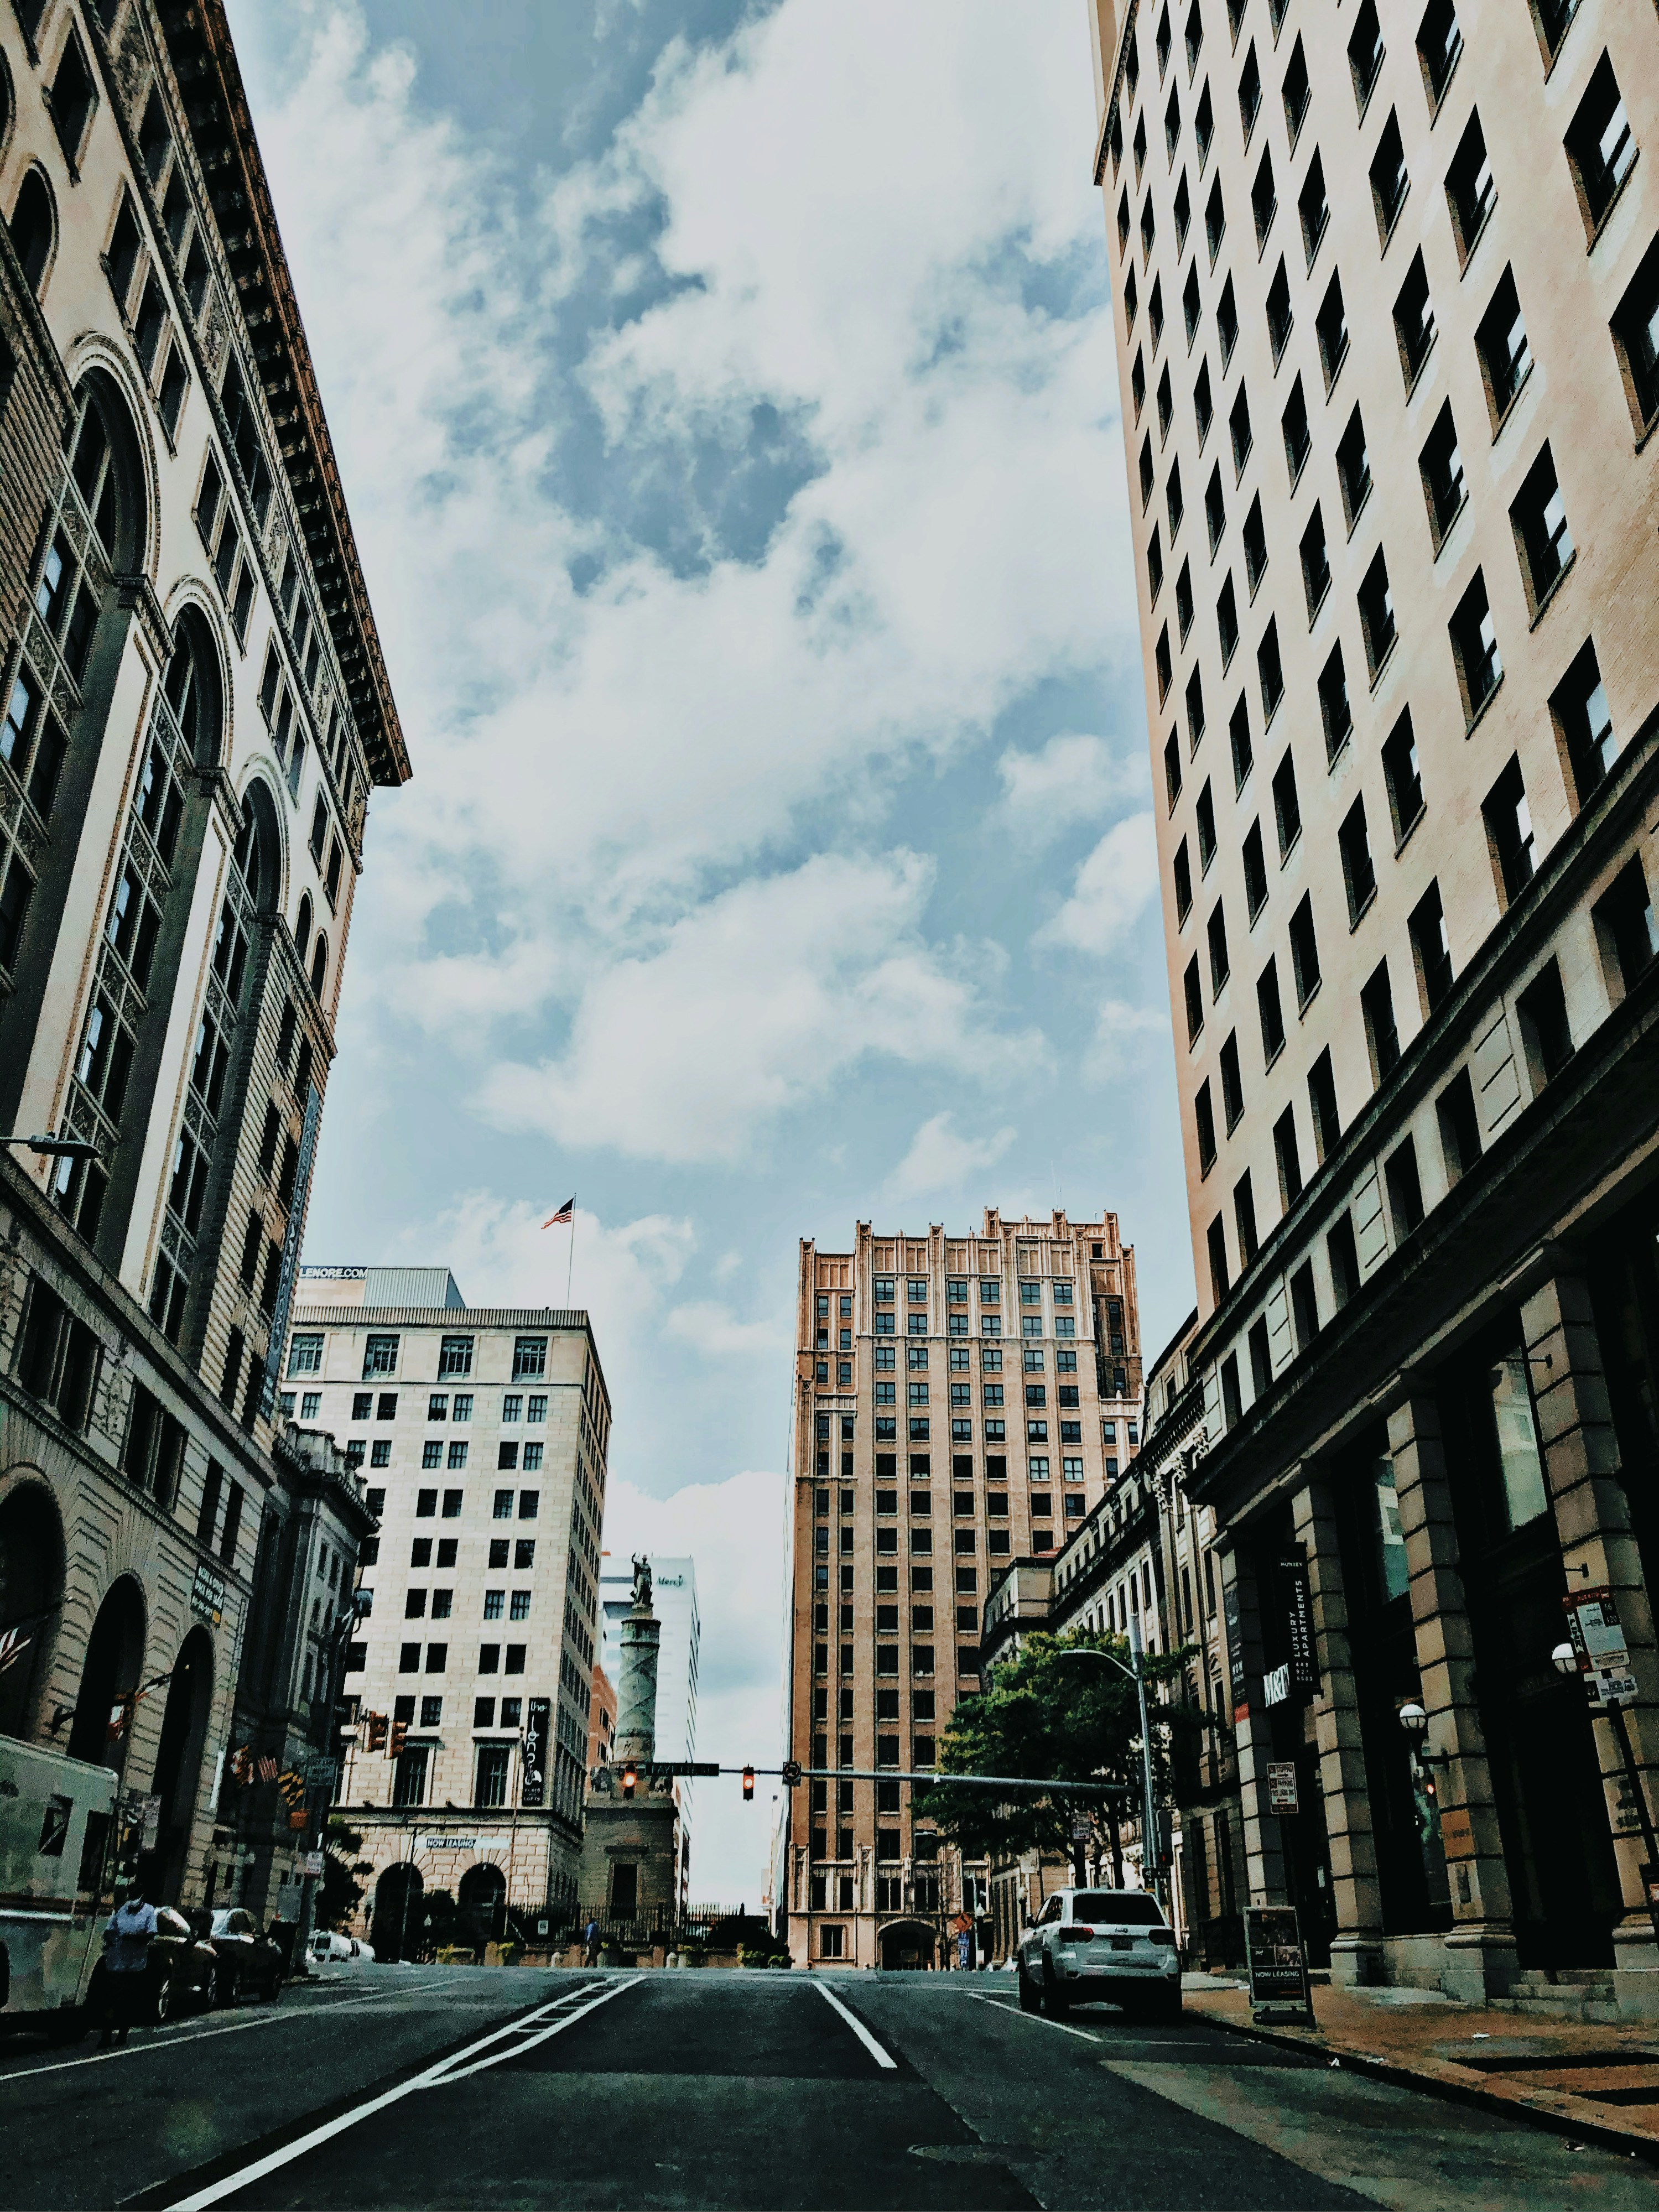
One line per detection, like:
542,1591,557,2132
319,1816,374,1931
915,1629,1203,1882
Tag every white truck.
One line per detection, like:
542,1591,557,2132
0,1740,118,2041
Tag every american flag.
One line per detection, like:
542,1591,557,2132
542,1196,575,1228
0,1625,28,1675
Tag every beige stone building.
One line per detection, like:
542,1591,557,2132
1089,0,1659,2010
782,1210,1142,1969
285,1269,608,1955
0,0,399,1927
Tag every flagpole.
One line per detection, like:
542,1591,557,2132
566,1212,575,1308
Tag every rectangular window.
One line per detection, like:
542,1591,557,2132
1383,711,1425,846
1449,570,1502,722
1392,251,1436,389
1510,444,1573,614
288,1333,323,1377
362,1333,399,1379
512,1336,548,1379
1308,1048,1340,1163
1234,1169,1258,1266
1257,955,1285,1063
1551,641,1616,808
1565,55,1636,240
1419,402,1466,551
1418,0,1463,110
1358,550,1396,678
1517,959,1575,1089
1300,505,1329,620
1314,275,1348,392
1299,149,1328,265
1483,757,1536,907
438,1334,474,1377
1282,375,1309,484
1362,959,1400,1084
1437,1066,1483,1184
1385,1135,1426,1237
1410,881,1454,1013
1338,797,1375,924
1595,857,1659,1000
1274,1105,1303,1210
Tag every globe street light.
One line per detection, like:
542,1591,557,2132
1055,1625,1161,1903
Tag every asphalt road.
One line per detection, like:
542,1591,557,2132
1,1964,1654,2210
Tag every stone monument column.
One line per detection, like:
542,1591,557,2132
615,1555,662,1768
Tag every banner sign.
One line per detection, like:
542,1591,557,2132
1563,1587,1638,1707
1244,1904,1315,2023
1281,1555,1318,1690
522,1698,550,1808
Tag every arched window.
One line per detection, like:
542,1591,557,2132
309,932,327,998
8,169,55,298
294,893,313,965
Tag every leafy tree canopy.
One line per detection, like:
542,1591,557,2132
319,1815,374,1930
914,1628,1202,1869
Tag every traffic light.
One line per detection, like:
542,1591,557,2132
620,1763,636,1799
742,1766,755,1802
365,1712,388,1753
388,1717,408,1760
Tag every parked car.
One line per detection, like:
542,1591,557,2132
1016,1887,1181,2022
188,1908,285,2006
308,1928,375,1964
86,1905,216,2027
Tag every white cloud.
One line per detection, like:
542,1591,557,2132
664,1301,786,1358
883,1112,1017,1205
1036,812,1159,957
233,0,1128,1154
600,1469,787,1905
995,733,1122,847
473,851,1041,1164
1083,997,1171,1084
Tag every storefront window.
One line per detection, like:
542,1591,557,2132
1489,1351,1548,1532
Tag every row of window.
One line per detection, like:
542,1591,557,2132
347,1641,534,1677
398,1587,534,1621
1210,866,1657,1369
287,1331,552,1382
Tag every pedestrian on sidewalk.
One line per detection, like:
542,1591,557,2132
584,1916,600,1967
98,1882,159,2046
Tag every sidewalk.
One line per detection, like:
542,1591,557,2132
1182,1972,1659,2162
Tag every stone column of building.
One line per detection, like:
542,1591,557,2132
1522,1271,1659,1982
1386,1393,1517,2000
1217,1540,1286,1912
1291,1477,1382,1987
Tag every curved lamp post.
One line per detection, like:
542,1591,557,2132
1056,1625,1161,1903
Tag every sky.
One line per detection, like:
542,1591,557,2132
226,0,1191,1905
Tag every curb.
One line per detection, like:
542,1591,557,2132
1183,2002,1659,2167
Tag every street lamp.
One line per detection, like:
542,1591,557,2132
1,1132,103,1161
1395,1701,1449,1771
1056,1625,1162,1903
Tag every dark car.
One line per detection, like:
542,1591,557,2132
87,1904,217,2026
194,1907,285,2006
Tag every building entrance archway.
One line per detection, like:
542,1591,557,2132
149,1627,214,1902
0,1483,64,1740
457,1861,507,1951
372,1862,424,1962
877,1918,937,1971
66,1575,144,1774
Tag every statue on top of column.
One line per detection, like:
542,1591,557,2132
631,1554,653,1612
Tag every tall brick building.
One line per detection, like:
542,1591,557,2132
781,1210,1141,1969
1089,0,1659,2009
0,0,403,1922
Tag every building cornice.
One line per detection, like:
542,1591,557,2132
154,0,409,790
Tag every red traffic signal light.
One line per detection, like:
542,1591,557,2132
388,1717,408,1760
621,1763,637,1799
742,1766,755,1802
365,1711,388,1753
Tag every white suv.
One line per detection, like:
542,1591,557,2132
1017,1887,1180,2021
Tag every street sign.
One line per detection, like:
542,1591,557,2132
299,1850,325,1876
190,1563,227,1629
1244,1904,1314,2024
1563,1587,1639,1706
1266,1762,1298,1813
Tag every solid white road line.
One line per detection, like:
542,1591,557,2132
0,1977,463,2084
960,1990,1102,2043
814,1978,897,2069
164,1980,643,2211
